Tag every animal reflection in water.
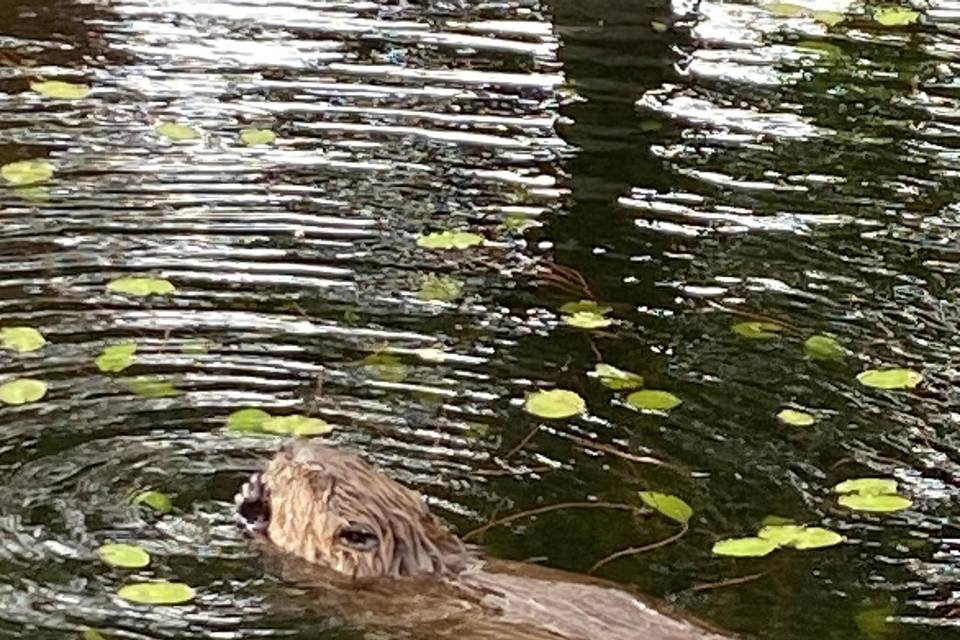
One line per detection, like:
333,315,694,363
236,439,737,640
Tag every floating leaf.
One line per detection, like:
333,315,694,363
30,80,91,99
363,353,408,382
639,491,692,524
760,515,797,527
650,20,668,33
812,10,844,26
0,378,47,405
1,159,54,186
626,389,681,411
838,494,912,513
792,527,845,549
95,343,137,373
117,581,195,605
1,326,45,353
98,543,151,569
712,537,779,557
856,368,922,390
416,230,483,250
873,6,920,26
559,300,611,316
107,277,175,297
155,122,200,141
804,334,845,361
524,389,586,419
124,376,178,398
83,628,107,640
261,415,333,436
592,363,644,390
731,321,784,339
226,408,271,432
562,311,612,329
418,273,463,302
15,186,50,202
132,490,172,514
834,478,899,496
765,2,806,17
777,408,815,427
239,127,276,146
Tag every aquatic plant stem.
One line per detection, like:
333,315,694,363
588,523,688,574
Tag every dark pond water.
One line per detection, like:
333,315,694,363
0,0,958,638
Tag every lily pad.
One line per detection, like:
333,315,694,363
239,127,276,146
418,273,463,302
524,389,586,419
856,368,922,390
639,491,692,524
416,230,483,250
226,408,271,432
107,277,175,297
626,389,681,411
95,343,137,373
812,10,844,26
1,326,45,353
592,363,644,390
261,415,333,436
792,527,845,549
563,311,612,329
650,20,668,33
0,378,47,405
834,478,898,496
559,300,611,316
804,334,844,361
760,515,797,527
117,581,195,605
873,6,920,26
155,122,200,141
98,543,151,569
838,494,912,513
765,2,806,17
30,80,91,99
758,524,806,546
777,409,815,427
712,537,779,557
132,490,172,514
1,159,54,186
124,376,178,398
363,353,408,382
731,321,784,339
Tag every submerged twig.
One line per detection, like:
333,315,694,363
690,571,767,593
503,423,541,460
463,501,642,542
588,523,689,574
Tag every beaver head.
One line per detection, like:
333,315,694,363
237,439,469,580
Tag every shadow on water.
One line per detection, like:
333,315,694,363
0,0,957,639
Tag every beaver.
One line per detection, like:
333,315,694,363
236,439,738,640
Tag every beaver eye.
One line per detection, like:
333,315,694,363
338,524,379,551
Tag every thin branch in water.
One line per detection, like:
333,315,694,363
503,423,541,460
690,571,767,593
463,502,642,542
589,522,689,574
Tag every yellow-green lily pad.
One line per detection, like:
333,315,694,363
639,491,692,524
856,368,922,390
155,122,200,141
226,408,271,432
1,159,54,186
838,494,912,513
757,524,806,546
98,543,151,569
418,273,463,302
30,80,91,99
792,527,845,549
777,409,815,427
765,2,806,17
731,321,784,339
117,581,195,605
592,363,644,390
416,230,483,250
873,6,920,26
562,311,612,329
524,389,586,419
559,300,611,316
1,326,46,353
712,536,778,557
261,414,333,436
804,334,845,361
132,490,172,514
239,127,276,146
124,376,178,398
0,378,47,405
95,343,136,373
107,277,175,297
834,478,898,496
812,10,844,26
626,389,681,411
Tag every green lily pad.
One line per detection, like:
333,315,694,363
107,277,175,297
30,80,91,99
117,581,195,605
418,273,463,302
98,543,151,569
124,376,178,397
524,389,586,419
562,311,612,329
760,515,797,527
416,230,483,250
363,352,408,382
758,524,806,546
777,409,815,427
132,490,172,514
838,494,912,513
792,527,845,549
834,478,899,496
15,186,50,202
261,414,333,436
95,343,137,373
1,326,46,353
765,2,806,17
626,389,681,411
239,127,276,146
0,378,47,405
559,300,611,316
1,159,54,186
804,334,845,361
592,363,644,390
873,6,920,26
712,537,779,557
226,408,271,432
155,122,200,141
812,10,844,26
856,368,922,390
731,321,784,339
650,20,668,33
639,491,692,524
